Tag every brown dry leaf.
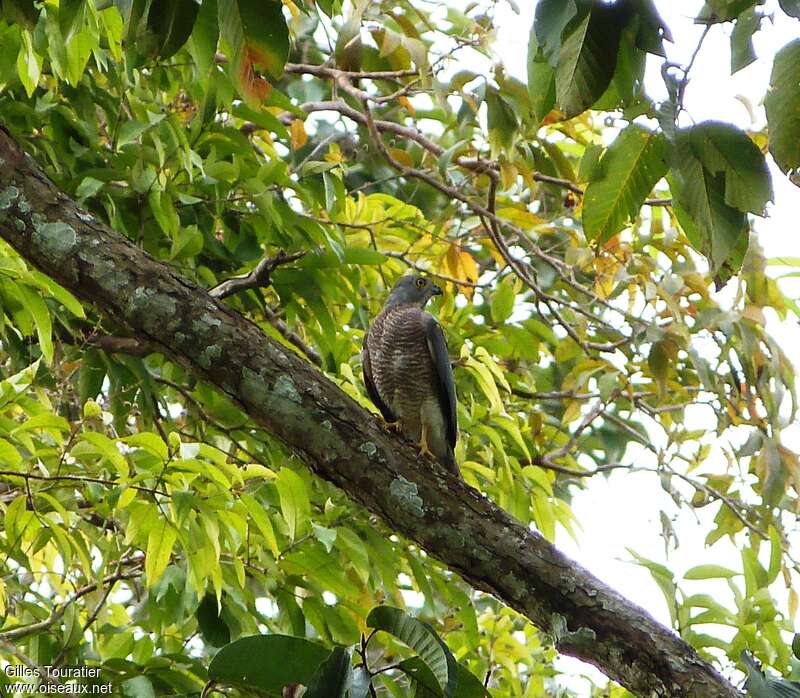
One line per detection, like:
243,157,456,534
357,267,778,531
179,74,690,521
237,47,271,105
541,109,563,125
742,305,766,325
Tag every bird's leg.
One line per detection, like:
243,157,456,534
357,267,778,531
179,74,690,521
418,423,434,458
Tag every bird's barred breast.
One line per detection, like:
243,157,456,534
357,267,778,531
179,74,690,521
369,306,436,417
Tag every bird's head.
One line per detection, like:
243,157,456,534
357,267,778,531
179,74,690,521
384,275,443,309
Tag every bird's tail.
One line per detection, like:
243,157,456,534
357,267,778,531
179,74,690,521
439,449,462,479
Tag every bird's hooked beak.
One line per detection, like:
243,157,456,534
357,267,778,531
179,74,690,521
430,283,443,297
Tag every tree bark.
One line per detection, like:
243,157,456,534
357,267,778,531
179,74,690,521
0,126,742,698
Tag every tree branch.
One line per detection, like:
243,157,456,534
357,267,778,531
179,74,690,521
0,126,741,697
0,559,142,642
208,250,306,300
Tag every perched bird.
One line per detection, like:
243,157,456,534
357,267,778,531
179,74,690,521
362,275,459,476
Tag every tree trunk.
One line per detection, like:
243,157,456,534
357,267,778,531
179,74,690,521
0,126,742,698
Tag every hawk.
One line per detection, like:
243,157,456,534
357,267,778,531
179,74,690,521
363,275,459,476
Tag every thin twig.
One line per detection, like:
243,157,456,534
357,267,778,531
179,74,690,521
0,563,143,642
0,471,168,497
208,250,306,300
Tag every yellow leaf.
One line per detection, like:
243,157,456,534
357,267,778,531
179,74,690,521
290,119,308,150
325,142,343,163
145,519,177,587
562,400,582,424
397,95,416,115
389,147,414,167
496,206,544,229
117,487,136,509
480,239,506,269
283,0,301,20
234,558,246,588
499,161,517,190
444,243,479,300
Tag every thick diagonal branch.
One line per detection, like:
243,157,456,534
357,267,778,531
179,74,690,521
0,127,740,698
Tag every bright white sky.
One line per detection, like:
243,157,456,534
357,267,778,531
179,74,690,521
489,1,800,693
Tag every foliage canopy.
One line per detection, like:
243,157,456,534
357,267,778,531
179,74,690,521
1,0,800,695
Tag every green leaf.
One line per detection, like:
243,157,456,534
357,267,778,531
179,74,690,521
555,2,627,118
207,635,330,692
683,564,739,580
627,549,677,625
582,124,667,243
0,437,22,467
275,467,310,541
767,525,782,584
75,432,129,478
526,19,556,124
121,676,155,698
2,0,39,27
218,0,290,105
741,546,767,596
687,121,772,214
0,360,39,410
485,87,517,156
17,282,53,365
491,275,517,323
533,0,579,66
367,606,457,697
145,517,177,586
731,7,759,73
170,225,204,260
765,40,800,185
189,0,219,76
633,0,672,56
400,657,489,698
59,0,86,41
670,134,751,283
778,0,800,18
304,646,353,698
79,349,106,404
121,432,168,461
28,270,86,319
117,119,153,148
240,492,280,557
196,592,231,647
334,528,369,584
11,413,71,435
742,650,800,698
16,29,40,97
697,0,756,24
147,0,200,60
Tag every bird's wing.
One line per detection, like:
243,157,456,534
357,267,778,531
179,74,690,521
362,340,397,423
424,315,457,449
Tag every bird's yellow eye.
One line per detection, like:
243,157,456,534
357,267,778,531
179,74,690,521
415,278,426,288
